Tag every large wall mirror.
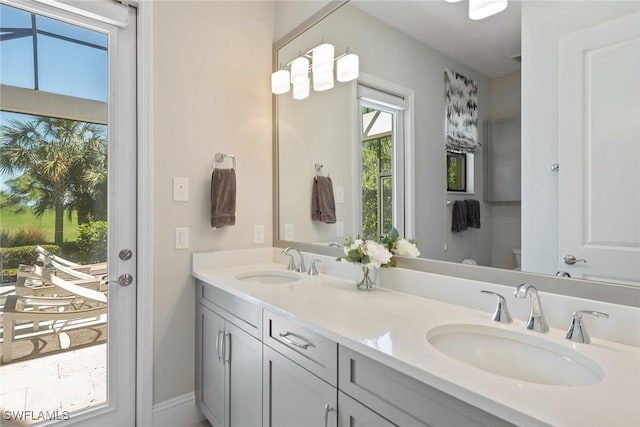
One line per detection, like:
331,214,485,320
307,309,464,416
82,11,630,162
273,0,640,305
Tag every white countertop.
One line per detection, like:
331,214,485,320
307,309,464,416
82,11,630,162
193,262,640,427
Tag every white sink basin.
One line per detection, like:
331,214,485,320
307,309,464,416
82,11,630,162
235,270,301,284
427,324,604,386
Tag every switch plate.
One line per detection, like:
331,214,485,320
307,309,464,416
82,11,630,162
336,221,344,237
253,225,265,244
284,224,294,241
173,177,189,202
175,227,189,249
335,185,344,204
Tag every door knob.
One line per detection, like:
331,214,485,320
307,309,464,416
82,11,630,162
110,273,133,286
563,255,587,265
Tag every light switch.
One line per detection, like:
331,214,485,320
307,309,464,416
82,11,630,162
336,221,344,237
173,177,189,202
284,224,294,241
175,227,189,249
253,225,265,244
335,185,344,204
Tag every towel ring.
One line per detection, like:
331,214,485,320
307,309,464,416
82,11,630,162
213,153,236,171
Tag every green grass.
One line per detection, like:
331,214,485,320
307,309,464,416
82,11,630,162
0,208,80,243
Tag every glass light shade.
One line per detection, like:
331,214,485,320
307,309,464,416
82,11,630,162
290,57,309,85
312,65,334,91
469,0,508,20
336,54,359,82
293,77,310,100
271,69,290,94
312,43,335,70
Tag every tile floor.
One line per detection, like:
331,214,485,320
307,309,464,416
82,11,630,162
0,343,106,425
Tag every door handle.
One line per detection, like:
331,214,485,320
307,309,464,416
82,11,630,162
109,273,133,286
563,255,587,265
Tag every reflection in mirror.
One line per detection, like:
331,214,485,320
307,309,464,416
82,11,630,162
275,1,640,286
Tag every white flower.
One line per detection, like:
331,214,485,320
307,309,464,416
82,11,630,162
364,240,393,268
344,238,363,255
393,239,420,258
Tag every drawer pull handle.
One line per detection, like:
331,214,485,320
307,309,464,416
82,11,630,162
279,332,315,350
323,403,334,427
216,329,224,362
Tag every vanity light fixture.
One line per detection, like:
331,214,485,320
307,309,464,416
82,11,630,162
445,0,462,2
468,0,508,20
271,68,290,94
271,42,359,99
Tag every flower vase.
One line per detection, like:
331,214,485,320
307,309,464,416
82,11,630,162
354,264,378,291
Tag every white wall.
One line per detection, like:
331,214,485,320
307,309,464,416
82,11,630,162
153,1,274,404
521,1,640,274
277,4,493,265
489,71,521,269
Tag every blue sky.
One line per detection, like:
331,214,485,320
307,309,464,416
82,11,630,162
1,3,108,191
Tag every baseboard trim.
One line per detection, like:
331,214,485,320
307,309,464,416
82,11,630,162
152,392,204,427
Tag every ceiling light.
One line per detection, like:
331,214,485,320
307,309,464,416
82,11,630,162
337,53,359,82
271,69,290,94
469,0,508,20
293,77,310,100
290,57,309,85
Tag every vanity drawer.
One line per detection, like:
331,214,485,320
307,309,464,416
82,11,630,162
338,346,513,427
197,280,261,337
263,309,337,386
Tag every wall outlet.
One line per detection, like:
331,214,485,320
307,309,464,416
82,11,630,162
336,221,344,237
253,225,265,244
173,177,189,202
175,227,189,249
335,185,345,204
284,224,294,241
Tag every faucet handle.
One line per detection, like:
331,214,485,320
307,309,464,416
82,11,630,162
281,248,297,271
481,290,513,324
565,310,609,344
308,259,322,276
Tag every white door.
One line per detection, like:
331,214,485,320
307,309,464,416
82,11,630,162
0,0,137,424
559,12,640,284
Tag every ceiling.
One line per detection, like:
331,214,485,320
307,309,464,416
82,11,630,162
351,0,522,79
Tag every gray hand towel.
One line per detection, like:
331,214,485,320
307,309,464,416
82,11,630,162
451,200,468,232
211,168,236,228
465,199,481,228
311,176,336,224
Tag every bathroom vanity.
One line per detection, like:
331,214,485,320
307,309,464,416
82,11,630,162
193,249,640,427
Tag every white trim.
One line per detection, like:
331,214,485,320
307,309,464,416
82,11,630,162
136,1,154,426
152,392,204,427
33,0,129,27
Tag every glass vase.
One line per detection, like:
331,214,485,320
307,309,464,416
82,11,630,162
354,264,378,291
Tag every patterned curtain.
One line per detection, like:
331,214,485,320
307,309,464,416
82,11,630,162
444,69,480,153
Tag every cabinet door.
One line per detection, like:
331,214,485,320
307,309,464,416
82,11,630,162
338,392,396,427
263,345,337,427
200,305,227,427
227,321,262,427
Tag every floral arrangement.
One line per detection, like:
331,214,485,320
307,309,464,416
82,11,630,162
337,228,420,268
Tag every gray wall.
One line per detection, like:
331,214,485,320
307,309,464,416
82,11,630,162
153,1,274,404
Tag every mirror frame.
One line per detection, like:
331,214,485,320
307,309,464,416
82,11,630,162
272,0,639,307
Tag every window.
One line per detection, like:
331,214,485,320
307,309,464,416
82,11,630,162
446,151,474,193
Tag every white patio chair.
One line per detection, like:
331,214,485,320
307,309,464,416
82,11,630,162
36,245,107,277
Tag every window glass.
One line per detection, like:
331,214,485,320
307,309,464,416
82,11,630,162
447,151,467,192
37,14,107,101
0,4,35,89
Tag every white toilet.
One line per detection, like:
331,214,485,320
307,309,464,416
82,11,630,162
512,248,521,270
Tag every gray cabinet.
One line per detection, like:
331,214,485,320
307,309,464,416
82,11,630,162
196,294,262,427
338,392,395,427
263,345,337,427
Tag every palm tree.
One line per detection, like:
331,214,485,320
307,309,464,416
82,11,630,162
0,116,107,246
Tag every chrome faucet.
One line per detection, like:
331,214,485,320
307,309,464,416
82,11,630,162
513,284,549,332
480,290,512,324
565,310,609,344
281,247,306,273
